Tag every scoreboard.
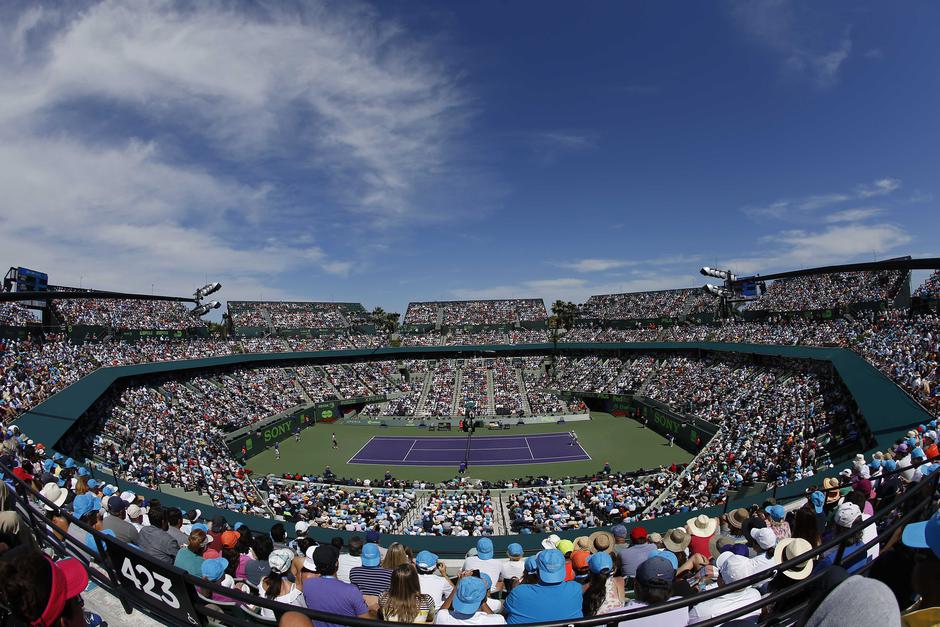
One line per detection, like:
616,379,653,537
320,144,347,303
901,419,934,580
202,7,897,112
15,267,48,292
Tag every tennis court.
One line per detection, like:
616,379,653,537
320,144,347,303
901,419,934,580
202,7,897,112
347,432,590,466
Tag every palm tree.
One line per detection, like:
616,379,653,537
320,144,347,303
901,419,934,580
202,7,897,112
371,307,400,336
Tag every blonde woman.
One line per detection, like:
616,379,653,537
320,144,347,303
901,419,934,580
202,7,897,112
378,564,436,623
382,542,413,569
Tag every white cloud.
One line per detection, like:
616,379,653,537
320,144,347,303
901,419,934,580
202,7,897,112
824,207,884,223
857,177,901,198
0,0,471,298
451,273,704,305
557,259,636,273
729,1,853,87
719,223,911,275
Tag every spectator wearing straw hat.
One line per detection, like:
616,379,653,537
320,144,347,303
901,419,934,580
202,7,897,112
763,537,815,616
686,514,718,559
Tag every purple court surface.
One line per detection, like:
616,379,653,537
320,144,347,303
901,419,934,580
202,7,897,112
348,432,591,466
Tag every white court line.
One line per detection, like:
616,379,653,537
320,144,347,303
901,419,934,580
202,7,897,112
346,438,374,464
524,437,535,461
402,438,418,461
409,446,530,452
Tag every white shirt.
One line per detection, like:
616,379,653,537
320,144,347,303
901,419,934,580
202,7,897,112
419,573,454,609
337,553,362,583
861,514,880,560
435,611,506,625
688,586,762,624
616,598,689,627
499,559,525,583
461,557,503,592
750,552,777,576
258,587,306,620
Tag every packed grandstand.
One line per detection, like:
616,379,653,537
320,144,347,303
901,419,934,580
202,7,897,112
1,262,939,626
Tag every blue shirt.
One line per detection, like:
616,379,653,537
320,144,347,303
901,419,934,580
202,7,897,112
504,581,583,623
818,542,869,574
303,577,368,627
618,543,657,578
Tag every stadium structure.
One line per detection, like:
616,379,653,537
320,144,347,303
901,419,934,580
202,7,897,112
1,259,939,625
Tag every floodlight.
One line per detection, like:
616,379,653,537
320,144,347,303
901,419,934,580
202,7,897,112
195,282,222,299
190,301,221,317
700,267,737,282
704,284,722,296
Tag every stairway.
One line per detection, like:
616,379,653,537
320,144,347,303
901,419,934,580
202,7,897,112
485,369,496,415
435,307,444,331
415,372,434,416
259,307,277,334
451,366,463,416
286,368,313,403
515,368,533,414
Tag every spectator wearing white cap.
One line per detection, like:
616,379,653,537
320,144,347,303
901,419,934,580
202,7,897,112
688,552,761,624
818,502,870,574
748,526,779,576
256,548,306,620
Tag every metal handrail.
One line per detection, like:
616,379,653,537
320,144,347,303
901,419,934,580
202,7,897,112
2,455,936,627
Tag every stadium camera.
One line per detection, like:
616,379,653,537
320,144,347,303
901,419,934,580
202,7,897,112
700,267,737,282
704,284,722,296
194,282,222,300
190,301,221,317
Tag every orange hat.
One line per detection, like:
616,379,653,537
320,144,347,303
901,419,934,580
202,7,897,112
571,550,591,571
220,530,240,549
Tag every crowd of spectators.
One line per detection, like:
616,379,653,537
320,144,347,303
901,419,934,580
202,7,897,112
3,426,938,627
914,270,940,298
406,490,496,536
229,301,368,329
507,485,596,533
52,292,205,329
405,300,548,326
420,362,458,417
580,289,716,320
580,471,675,523
263,479,418,533
0,302,34,325
747,269,905,311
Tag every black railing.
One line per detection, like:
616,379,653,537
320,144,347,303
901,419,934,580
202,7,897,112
3,456,936,627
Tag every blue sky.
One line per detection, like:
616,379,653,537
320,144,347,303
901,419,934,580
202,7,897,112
0,0,937,316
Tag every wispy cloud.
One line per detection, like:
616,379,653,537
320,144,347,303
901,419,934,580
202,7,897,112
451,272,703,304
525,131,596,165
857,177,901,198
0,0,474,300
719,223,911,275
555,254,702,273
824,207,884,223
729,0,853,88
742,177,900,221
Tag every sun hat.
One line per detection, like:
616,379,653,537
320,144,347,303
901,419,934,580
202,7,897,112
687,514,718,537
647,549,679,570
126,504,142,519
750,527,778,551
901,510,940,559
201,557,229,581
809,491,825,513
636,556,675,588
555,539,574,555
773,538,814,580
537,549,566,584
40,482,68,510
477,572,493,591
416,550,439,570
524,555,539,574
71,493,101,519
589,530,615,553
361,542,381,567
541,533,561,550
192,522,209,534
120,490,135,503
765,505,786,522
648,532,663,545
663,527,692,551
33,554,89,627
476,537,494,560
834,502,862,528
77,467,91,477
451,576,487,615
630,526,648,542
727,508,749,529
708,534,738,557
221,530,240,549
268,549,294,574
587,551,613,574
716,552,753,583
570,550,591,571
573,536,592,552
507,543,523,558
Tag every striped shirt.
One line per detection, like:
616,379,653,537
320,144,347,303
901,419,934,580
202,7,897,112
349,566,393,596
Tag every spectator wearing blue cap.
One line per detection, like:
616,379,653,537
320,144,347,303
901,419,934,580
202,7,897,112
201,556,247,604
437,575,505,625
499,543,525,589
503,549,583,623
415,550,453,610
582,551,624,616
350,542,393,602
901,510,940,625
764,504,791,541
462,538,502,592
